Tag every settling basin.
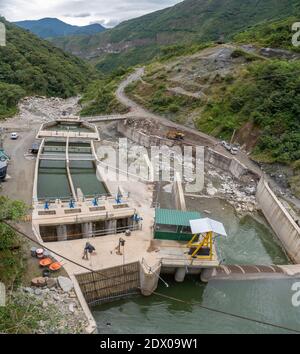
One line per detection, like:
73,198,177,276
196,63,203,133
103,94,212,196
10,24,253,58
37,159,71,200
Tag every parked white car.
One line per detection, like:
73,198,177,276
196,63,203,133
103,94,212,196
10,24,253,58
221,140,231,151
10,132,18,140
230,147,239,155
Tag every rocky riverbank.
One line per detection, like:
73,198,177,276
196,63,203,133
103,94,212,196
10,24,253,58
205,168,257,215
14,276,88,334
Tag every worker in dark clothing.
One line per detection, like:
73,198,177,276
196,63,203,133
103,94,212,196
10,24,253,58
82,242,96,260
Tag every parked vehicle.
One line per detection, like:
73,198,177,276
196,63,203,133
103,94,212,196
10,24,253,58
221,140,231,151
31,142,40,154
10,132,18,140
230,147,239,155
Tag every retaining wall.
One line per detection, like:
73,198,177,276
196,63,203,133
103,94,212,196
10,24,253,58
256,178,300,263
117,121,174,148
118,121,259,180
204,148,254,179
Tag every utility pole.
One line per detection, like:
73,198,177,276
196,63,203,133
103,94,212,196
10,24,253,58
230,129,236,145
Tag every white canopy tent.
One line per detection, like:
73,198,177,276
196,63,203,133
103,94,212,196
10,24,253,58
189,218,227,237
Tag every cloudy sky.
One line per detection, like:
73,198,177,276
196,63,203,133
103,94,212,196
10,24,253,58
0,0,182,27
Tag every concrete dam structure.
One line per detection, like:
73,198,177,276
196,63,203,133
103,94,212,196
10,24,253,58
256,178,300,263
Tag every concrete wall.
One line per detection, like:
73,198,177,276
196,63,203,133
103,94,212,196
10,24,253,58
118,122,259,180
70,275,97,334
172,172,186,211
117,121,174,148
256,178,300,263
204,148,253,179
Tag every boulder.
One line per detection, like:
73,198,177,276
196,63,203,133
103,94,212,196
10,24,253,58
46,278,57,289
58,276,74,293
31,277,47,287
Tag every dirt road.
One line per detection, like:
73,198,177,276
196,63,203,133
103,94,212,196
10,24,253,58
1,128,38,205
0,96,80,206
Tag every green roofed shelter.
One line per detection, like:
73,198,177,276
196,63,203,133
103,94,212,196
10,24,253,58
154,208,201,241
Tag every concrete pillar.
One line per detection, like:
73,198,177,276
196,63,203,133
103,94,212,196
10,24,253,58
106,220,117,235
57,225,67,241
82,222,93,238
139,262,161,296
174,267,186,282
172,172,186,211
201,268,215,283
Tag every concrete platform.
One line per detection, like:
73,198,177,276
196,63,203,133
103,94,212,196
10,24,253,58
151,239,220,268
45,232,158,276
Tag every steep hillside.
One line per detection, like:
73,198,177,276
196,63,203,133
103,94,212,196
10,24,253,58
51,0,300,73
125,45,299,165
235,16,300,52
0,19,97,118
14,18,105,39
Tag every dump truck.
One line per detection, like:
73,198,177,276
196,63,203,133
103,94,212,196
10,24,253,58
166,130,185,141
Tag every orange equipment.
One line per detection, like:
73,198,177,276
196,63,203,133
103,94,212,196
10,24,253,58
49,262,62,271
39,258,53,267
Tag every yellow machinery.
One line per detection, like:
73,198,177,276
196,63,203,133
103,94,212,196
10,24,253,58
187,231,214,260
166,130,185,141
187,218,227,261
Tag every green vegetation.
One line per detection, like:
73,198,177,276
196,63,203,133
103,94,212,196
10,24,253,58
0,196,48,334
96,42,212,74
0,196,28,288
0,83,25,119
196,58,300,197
0,19,97,118
0,291,52,334
80,68,130,116
196,60,300,165
125,66,199,123
235,17,300,52
51,0,300,74
158,43,213,62
95,45,162,74
0,196,27,289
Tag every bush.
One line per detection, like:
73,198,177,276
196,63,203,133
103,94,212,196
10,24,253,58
196,60,300,164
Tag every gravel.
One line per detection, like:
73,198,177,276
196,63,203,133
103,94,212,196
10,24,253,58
17,282,89,334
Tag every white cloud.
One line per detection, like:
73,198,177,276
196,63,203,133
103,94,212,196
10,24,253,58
0,0,182,27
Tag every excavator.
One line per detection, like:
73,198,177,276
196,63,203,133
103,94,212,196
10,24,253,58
166,130,185,141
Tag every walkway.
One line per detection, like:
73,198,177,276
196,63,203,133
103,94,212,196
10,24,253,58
201,264,300,282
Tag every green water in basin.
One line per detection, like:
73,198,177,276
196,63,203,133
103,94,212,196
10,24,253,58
37,160,71,200
70,160,108,197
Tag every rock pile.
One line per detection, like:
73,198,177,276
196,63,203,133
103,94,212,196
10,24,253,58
206,168,257,214
16,96,81,124
19,276,88,334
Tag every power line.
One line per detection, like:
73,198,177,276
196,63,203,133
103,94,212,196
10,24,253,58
151,291,300,334
3,220,300,334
